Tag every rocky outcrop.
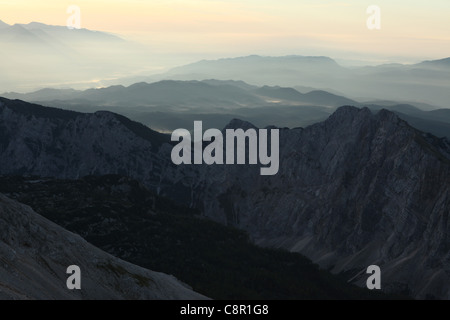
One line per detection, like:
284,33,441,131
0,97,185,198
196,106,450,299
0,193,207,300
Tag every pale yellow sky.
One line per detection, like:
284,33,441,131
1,0,450,63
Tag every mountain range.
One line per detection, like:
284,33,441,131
0,20,123,43
4,80,450,139
0,175,393,300
2,80,357,108
0,19,150,92
155,55,450,109
196,106,450,299
0,80,350,133
2,18,450,110
0,193,206,299
0,97,449,299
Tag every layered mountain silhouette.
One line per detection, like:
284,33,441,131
0,97,449,298
158,55,450,108
417,57,450,69
0,20,123,42
2,18,450,110
4,80,450,139
0,80,352,133
3,80,356,108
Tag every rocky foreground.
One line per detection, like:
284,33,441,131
0,194,206,300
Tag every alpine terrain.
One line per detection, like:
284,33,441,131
0,97,449,299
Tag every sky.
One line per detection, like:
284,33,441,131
1,0,450,64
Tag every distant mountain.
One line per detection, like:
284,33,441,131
3,88,80,101
6,79,450,138
160,55,450,108
164,55,347,90
303,90,357,106
0,20,148,92
0,98,449,298
202,79,257,90
366,104,427,116
2,24,37,42
255,86,358,107
362,100,438,112
4,80,355,109
168,55,342,76
416,57,450,69
21,21,123,42
3,81,264,108
428,108,450,119
0,21,123,42
0,193,206,300
0,22,123,53
2,80,359,132
81,81,265,107
0,20,9,29
256,86,306,101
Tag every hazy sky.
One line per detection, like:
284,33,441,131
2,0,450,64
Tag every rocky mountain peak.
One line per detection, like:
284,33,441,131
376,108,402,123
327,105,371,121
224,118,258,130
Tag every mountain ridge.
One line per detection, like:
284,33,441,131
190,106,450,299
1,80,357,109
5,79,450,139
160,55,450,108
0,20,9,28
0,98,449,298
0,19,146,92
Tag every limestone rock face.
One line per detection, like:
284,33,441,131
0,194,207,300
196,106,450,299
1,97,449,299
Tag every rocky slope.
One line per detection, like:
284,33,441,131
197,106,450,299
1,97,449,299
0,193,206,300
0,97,185,198
0,175,395,300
